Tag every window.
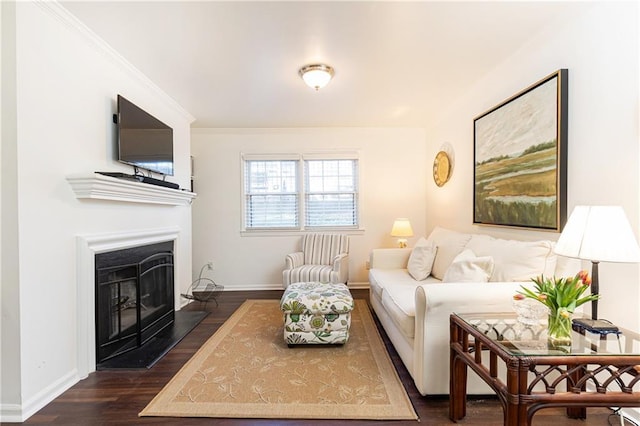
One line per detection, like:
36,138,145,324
305,160,358,227
243,154,359,231
244,160,298,228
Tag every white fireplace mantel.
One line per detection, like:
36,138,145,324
67,173,196,206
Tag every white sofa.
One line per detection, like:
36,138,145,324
368,227,578,396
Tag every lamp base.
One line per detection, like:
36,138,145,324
572,318,619,333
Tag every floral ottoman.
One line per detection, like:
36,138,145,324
280,281,354,346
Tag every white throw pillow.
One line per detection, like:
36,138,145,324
407,238,437,281
442,249,494,283
465,235,556,282
427,227,472,280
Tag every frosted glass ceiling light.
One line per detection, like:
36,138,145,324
299,64,334,91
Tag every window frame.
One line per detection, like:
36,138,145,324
241,152,361,233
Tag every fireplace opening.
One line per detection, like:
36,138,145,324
95,241,174,366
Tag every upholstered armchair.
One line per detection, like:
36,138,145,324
283,233,350,287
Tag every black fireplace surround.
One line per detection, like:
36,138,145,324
95,241,174,366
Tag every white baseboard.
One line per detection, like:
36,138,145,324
218,282,370,291
347,281,370,289
0,370,79,423
222,283,285,291
0,403,24,423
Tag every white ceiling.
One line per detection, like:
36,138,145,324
61,1,592,128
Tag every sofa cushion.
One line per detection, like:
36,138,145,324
465,235,556,282
369,268,411,301
369,269,384,301
369,268,439,301
407,238,437,281
381,284,419,339
427,227,472,280
442,249,494,283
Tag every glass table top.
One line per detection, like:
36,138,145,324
454,312,640,357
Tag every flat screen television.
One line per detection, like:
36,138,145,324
116,94,174,176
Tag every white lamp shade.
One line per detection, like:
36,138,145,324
391,218,414,237
554,206,640,263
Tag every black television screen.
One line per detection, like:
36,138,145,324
116,95,174,176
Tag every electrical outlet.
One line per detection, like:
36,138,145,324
206,261,214,270
365,260,370,270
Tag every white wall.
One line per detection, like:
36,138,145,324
1,0,24,417
426,1,640,331
428,4,639,420
1,2,194,422
191,127,427,288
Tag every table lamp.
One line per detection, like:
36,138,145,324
554,206,640,331
391,218,413,248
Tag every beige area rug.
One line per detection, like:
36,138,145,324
140,299,418,420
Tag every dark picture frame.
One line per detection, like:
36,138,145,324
473,69,568,231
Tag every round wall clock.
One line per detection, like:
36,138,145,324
433,151,451,187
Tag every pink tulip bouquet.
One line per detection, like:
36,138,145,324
515,271,599,344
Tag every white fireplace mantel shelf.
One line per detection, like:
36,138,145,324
67,173,196,206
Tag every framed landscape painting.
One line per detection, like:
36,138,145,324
473,69,568,231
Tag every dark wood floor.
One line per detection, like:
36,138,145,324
25,290,624,425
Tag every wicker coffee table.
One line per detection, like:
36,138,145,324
449,312,640,425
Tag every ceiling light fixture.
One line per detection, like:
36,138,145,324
299,64,334,91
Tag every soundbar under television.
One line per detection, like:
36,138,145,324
116,95,174,176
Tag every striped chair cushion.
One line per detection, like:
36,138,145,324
286,264,334,285
302,234,349,265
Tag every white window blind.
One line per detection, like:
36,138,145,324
244,160,298,229
305,159,358,228
242,154,359,231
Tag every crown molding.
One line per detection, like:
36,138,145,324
33,1,195,124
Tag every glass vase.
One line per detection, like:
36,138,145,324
512,298,548,326
547,310,572,346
